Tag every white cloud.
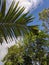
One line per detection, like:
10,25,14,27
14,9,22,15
0,45,8,61
0,62,3,65
0,39,15,61
18,0,42,12
6,0,43,13
0,36,23,61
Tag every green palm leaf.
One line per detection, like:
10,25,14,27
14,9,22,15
0,0,38,43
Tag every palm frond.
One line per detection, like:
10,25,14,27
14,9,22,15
0,0,38,43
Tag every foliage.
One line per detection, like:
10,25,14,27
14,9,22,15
39,9,49,64
0,0,38,43
39,8,49,33
0,0,49,65
3,31,49,65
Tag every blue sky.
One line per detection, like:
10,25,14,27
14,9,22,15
28,0,49,30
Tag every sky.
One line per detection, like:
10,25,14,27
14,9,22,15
28,0,49,29
0,0,49,65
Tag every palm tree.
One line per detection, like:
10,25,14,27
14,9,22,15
0,0,38,43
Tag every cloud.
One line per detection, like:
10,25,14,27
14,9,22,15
0,37,23,61
0,62,3,65
6,0,43,13
0,39,15,61
0,45,8,61
18,0,42,12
